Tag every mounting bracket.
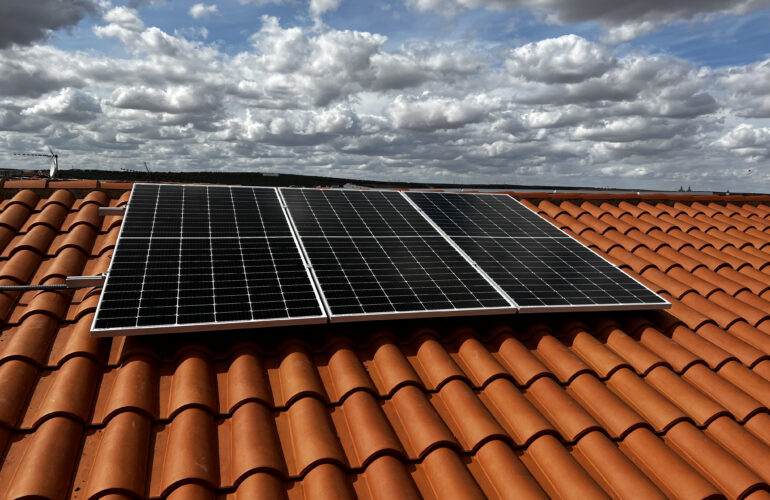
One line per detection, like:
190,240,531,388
98,207,126,216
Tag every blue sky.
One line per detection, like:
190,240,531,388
1,0,770,191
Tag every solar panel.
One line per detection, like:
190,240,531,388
280,188,516,321
91,184,326,336
406,191,669,312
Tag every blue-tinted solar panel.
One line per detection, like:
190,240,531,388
406,191,668,312
281,188,515,321
92,184,326,336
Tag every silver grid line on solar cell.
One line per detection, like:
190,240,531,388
405,191,669,313
279,187,517,323
91,183,327,337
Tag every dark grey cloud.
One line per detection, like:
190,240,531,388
0,57,82,97
406,0,770,41
0,0,98,49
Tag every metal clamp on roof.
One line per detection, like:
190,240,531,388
98,206,126,216
65,275,106,288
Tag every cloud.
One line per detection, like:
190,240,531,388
405,0,770,41
510,49,718,120
0,0,99,48
0,6,768,192
236,16,482,107
310,0,341,18
111,86,221,115
506,35,615,83
720,60,770,118
714,124,770,162
572,117,700,142
387,94,499,131
189,3,218,19
103,6,145,31
21,88,101,123
0,52,83,97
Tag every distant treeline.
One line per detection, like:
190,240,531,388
53,169,619,191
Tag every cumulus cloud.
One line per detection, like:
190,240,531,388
0,53,83,97
405,0,770,41
21,88,101,123
103,6,145,31
714,124,770,162
189,3,218,19
572,117,699,142
233,16,485,108
506,35,615,83
0,0,98,48
310,0,341,18
720,60,770,118
510,47,718,120
387,94,499,131
111,86,221,115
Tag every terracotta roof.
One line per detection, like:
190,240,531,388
1,184,770,499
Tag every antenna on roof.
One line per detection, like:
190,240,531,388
13,147,59,178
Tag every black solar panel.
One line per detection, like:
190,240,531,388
281,188,514,320
406,191,565,238
281,188,437,237
406,192,668,312
92,184,325,336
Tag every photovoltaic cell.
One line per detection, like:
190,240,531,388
92,184,325,336
281,188,437,237
406,191,565,238
406,191,668,312
281,188,514,320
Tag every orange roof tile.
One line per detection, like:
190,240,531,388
1,184,770,498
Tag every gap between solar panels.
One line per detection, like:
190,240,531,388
91,184,667,337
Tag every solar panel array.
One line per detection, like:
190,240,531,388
406,191,668,311
93,184,667,336
92,184,325,336
280,188,515,320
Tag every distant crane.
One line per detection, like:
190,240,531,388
13,146,59,178
144,161,151,174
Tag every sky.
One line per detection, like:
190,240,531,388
1,1,770,191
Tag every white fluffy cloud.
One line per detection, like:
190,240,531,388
111,86,220,115
715,124,770,162
189,3,218,19
21,88,101,123
388,94,499,131
720,60,770,118
506,35,615,83
310,0,341,17
103,6,145,31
